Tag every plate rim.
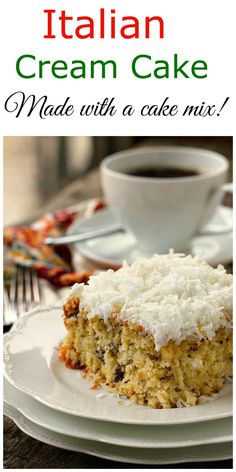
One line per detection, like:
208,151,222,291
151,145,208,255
3,379,232,448
3,306,233,426
4,403,233,465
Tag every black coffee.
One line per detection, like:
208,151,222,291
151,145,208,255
126,166,200,179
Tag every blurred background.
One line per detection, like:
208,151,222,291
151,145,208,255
4,136,232,225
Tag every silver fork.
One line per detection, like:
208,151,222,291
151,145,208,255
4,266,42,327
3,287,17,327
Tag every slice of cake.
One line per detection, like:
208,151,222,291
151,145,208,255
59,254,232,408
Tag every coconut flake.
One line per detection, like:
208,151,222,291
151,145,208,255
68,254,232,351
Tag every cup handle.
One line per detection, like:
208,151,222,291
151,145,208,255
198,182,233,236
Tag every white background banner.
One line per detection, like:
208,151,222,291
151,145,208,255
0,0,234,136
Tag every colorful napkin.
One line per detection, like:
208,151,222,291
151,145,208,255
4,200,105,288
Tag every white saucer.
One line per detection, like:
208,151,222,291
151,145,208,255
68,206,233,268
4,403,232,464
3,307,233,426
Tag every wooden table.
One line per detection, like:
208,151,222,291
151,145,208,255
4,169,233,469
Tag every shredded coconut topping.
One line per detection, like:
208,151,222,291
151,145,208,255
69,254,232,351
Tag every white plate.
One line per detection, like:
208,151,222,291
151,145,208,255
4,376,232,449
68,206,233,268
4,403,232,465
3,307,232,426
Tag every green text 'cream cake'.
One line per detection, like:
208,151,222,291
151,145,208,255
59,254,232,409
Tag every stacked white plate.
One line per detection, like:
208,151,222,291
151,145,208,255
3,305,233,465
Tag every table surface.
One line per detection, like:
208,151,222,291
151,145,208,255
4,169,233,469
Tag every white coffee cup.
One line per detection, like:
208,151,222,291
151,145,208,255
101,146,232,253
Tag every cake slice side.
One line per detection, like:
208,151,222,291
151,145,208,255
59,295,232,409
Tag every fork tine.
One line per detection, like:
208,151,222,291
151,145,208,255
9,267,18,316
6,265,42,322
15,265,26,315
9,270,17,306
3,289,11,325
25,267,33,311
31,268,42,305
3,286,17,327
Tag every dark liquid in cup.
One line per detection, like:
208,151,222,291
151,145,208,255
126,166,200,179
